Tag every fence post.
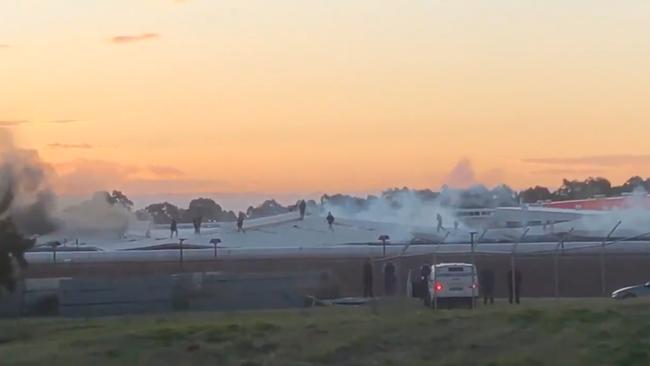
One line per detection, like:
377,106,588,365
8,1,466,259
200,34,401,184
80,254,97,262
470,232,477,310
601,221,622,297
511,228,529,304
179,238,186,270
432,264,438,311
555,228,573,299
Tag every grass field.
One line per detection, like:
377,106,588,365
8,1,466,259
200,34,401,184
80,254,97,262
1,298,650,366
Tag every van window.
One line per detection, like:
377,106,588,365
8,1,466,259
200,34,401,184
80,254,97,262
447,267,465,272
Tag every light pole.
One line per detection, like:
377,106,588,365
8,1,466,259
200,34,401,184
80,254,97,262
378,235,390,257
210,238,222,259
49,241,62,264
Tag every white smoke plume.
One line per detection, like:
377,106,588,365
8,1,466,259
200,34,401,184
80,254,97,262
0,130,60,235
0,130,136,239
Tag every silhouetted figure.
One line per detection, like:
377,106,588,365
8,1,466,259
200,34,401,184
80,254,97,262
415,264,432,300
193,217,202,234
480,269,495,305
436,213,443,232
299,200,307,220
363,258,374,298
507,269,523,304
454,220,459,231
384,262,397,296
237,212,246,233
170,219,178,238
326,212,335,230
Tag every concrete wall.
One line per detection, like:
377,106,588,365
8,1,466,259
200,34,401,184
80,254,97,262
1,271,336,318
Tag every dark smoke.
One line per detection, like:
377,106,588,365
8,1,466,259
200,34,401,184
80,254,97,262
0,129,60,236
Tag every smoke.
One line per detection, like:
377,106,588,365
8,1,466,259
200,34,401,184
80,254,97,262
444,158,476,188
0,130,60,235
59,191,134,238
568,190,650,238
0,130,135,239
321,159,518,237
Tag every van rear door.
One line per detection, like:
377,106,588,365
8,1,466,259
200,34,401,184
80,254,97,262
434,265,476,298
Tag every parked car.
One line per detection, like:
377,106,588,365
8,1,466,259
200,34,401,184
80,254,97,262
611,282,650,299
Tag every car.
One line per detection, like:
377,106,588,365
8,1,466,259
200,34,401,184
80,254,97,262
611,282,650,300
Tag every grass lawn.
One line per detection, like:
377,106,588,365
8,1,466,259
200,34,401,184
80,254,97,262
1,298,650,366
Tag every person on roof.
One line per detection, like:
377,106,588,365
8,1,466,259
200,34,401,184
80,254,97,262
326,212,335,230
299,200,307,220
193,216,202,235
237,212,246,233
436,213,444,232
170,218,178,238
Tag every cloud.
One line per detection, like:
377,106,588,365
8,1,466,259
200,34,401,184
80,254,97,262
48,119,77,124
0,120,30,127
531,168,605,176
147,165,184,177
523,155,650,167
47,143,93,149
51,159,229,196
109,33,160,44
0,44,10,49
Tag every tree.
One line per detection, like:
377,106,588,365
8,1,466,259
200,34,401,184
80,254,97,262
109,190,134,211
186,198,235,222
615,176,647,195
520,186,553,203
0,190,35,293
145,202,181,224
246,200,289,219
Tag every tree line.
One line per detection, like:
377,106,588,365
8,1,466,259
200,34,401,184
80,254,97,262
519,176,650,204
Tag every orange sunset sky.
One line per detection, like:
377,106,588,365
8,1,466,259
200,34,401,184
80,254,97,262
2,1,650,202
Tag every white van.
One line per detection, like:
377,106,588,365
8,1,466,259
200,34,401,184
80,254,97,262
425,263,478,309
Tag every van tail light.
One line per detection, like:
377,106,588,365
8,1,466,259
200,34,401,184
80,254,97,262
470,283,478,289
434,282,443,293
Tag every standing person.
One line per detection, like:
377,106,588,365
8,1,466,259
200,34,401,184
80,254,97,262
193,216,202,234
170,218,178,238
299,200,307,220
384,262,397,296
436,213,444,233
480,269,495,305
506,269,523,304
326,212,335,230
237,212,246,233
454,220,459,231
419,264,432,303
363,258,374,298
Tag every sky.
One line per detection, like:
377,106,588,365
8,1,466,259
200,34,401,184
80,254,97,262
2,0,650,208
